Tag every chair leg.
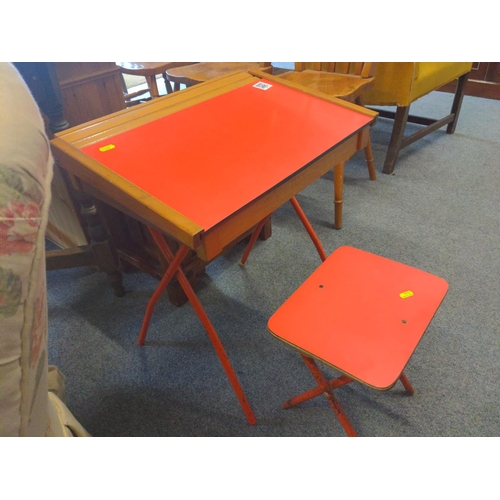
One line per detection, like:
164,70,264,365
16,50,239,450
355,96,376,180
447,72,470,134
382,105,410,175
364,136,377,180
162,72,174,94
333,162,345,229
146,75,160,98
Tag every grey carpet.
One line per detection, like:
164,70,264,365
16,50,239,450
46,85,500,437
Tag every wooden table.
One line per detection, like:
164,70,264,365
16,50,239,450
50,69,377,424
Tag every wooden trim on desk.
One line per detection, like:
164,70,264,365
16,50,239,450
51,69,375,262
55,71,260,148
51,139,205,250
198,134,360,261
249,69,379,123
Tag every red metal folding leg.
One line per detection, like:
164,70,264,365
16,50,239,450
240,196,327,265
138,227,257,425
289,196,327,262
398,371,414,395
138,244,190,346
282,359,415,436
240,215,272,265
297,355,357,436
281,374,353,408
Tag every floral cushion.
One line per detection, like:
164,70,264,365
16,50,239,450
0,62,89,437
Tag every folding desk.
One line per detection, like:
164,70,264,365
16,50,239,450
50,69,377,424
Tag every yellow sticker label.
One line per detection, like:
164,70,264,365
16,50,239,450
399,290,414,299
99,144,115,152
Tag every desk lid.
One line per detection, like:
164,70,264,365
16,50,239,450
81,79,374,231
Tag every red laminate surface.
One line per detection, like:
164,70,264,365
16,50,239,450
268,246,448,390
81,80,373,230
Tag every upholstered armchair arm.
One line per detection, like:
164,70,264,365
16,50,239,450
363,63,417,107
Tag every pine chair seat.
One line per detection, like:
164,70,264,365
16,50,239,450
165,62,273,89
278,68,375,101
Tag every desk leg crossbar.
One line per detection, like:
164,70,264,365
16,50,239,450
138,227,256,425
282,355,415,436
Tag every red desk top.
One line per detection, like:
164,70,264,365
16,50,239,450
268,246,449,390
81,80,373,231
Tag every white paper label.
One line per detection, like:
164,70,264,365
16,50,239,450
253,82,273,91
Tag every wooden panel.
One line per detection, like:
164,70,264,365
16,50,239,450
439,62,500,100
54,63,126,127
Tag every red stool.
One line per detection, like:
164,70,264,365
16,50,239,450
268,246,448,436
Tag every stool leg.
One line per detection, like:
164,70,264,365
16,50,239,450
399,371,414,395
282,375,353,408
302,356,357,437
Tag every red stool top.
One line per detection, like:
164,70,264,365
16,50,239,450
268,246,448,390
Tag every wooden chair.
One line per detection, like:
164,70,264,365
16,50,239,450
165,62,273,90
278,63,377,182
116,62,196,106
276,63,377,230
268,245,449,436
362,62,473,174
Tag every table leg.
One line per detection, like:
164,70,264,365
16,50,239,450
138,244,190,345
140,227,257,425
289,196,327,262
240,197,326,266
240,215,272,265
